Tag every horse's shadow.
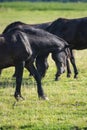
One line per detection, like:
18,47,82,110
0,124,33,130
0,77,36,88
1,125,87,130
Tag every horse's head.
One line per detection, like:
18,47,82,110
51,45,70,81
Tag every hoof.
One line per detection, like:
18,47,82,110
14,92,24,101
39,95,49,101
67,74,71,78
74,72,78,79
44,96,49,101
74,75,78,79
55,77,60,81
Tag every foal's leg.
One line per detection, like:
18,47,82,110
36,56,49,78
70,49,78,78
52,53,65,81
25,62,48,100
55,62,65,81
14,61,24,101
66,59,72,78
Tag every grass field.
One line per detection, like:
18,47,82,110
0,2,87,130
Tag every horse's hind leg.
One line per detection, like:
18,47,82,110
14,61,24,101
25,62,48,100
70,50,78,78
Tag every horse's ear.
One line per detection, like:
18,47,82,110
0,37,5,43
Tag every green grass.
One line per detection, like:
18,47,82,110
0,2,87,130
1,2,87,32
0,2,87,11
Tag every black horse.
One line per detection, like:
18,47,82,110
34,17,87,78
0,26,69,100
45,17,87,78
2,21,72,80
4,16,87,80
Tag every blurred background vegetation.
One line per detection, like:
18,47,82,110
0,0,87,2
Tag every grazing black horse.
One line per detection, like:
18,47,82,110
0,26,69,100
32,17,87,78
47,17,87,50
2,21,72,80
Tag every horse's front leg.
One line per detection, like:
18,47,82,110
70,49,78,78
55,62,65,81
25,62,48,100
14,61,24,101
36,56,49,78
66,59,72,78
52,52,65,81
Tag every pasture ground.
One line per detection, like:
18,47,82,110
0,2,87,130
